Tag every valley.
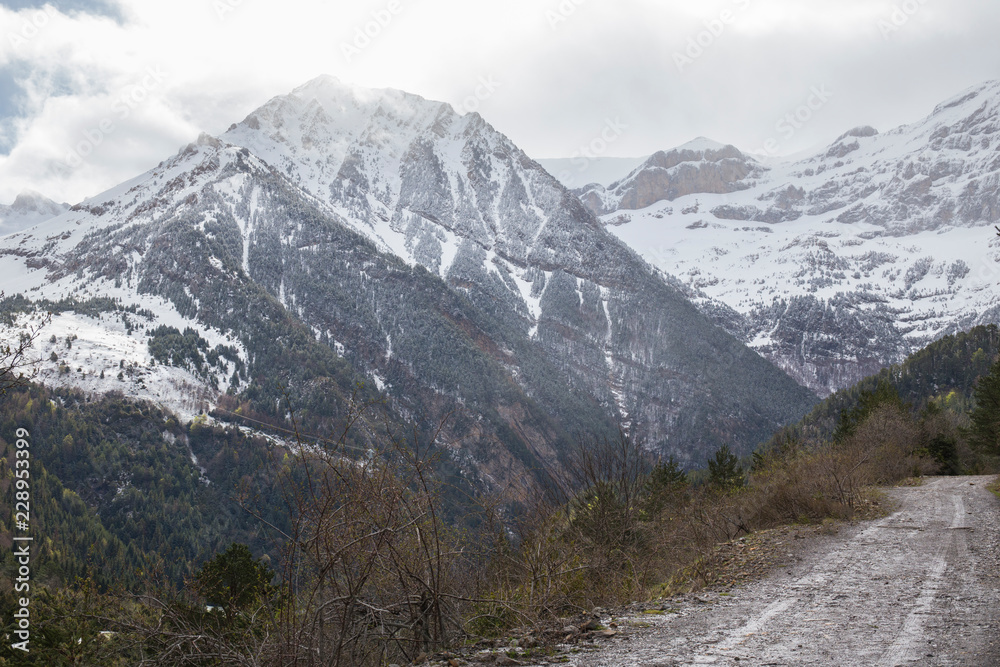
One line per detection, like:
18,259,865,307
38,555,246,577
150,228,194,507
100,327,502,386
2,73,1000,667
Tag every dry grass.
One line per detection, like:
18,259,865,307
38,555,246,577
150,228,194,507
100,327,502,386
77,406,939,664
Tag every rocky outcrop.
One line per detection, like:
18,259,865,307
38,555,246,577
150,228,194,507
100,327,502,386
593,81,1000,397
575,139,764,215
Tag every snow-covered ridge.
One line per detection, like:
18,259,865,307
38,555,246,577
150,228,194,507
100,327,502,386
0,136,265,416
0,75,817,467
593,79,1000,396
219,74,613,294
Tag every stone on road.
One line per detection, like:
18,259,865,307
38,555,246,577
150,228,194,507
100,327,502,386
546,476,1000,666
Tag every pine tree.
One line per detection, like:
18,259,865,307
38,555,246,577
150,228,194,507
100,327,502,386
643,456,688,513
194,543,276,625
968,358,1000,455
707,445,744,491
834,380,904,443
648,456,687,491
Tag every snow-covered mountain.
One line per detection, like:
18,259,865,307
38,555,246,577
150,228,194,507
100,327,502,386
0,76,816,484
578,138,765,216
580,81,1000,396
0,190,68,235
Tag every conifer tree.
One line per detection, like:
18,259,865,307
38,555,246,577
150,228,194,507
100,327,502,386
834,380,904,443
969,358,1000,455
194,542,276,626
707,445,744,490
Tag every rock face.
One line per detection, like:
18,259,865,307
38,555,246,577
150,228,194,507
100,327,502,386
592,81,1000,396
0,77,817,483
575,138,764,215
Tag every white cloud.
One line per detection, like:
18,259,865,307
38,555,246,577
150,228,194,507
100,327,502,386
0,0,998,203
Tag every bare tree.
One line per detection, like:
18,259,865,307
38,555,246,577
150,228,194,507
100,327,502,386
232,396,474,666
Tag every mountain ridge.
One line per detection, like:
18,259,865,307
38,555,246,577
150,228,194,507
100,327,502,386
0,77,818,490
585,79,1000,396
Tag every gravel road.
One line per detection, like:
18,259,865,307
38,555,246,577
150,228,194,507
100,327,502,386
542,476,1000,666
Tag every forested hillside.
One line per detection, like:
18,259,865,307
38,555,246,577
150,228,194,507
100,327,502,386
762,324,1000,474
791,325,1000,436
0,384,289,592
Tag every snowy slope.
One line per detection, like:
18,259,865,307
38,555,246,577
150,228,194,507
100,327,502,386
591,81,1000,395
0,77,818,470
217,76,817,457
221,75,614,279
0,136,271,418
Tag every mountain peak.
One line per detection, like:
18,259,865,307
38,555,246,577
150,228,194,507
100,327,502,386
224,76,457,170
675,136,730,153
576,138,758,214
0,189,68,235
292,73,344,93
10,189,63,212
636,140,746,174
284,75,442,117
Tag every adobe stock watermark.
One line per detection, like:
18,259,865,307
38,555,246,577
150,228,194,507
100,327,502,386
546,0,588,31
6,5,57,49
61,66,169,171
557,117,629,188
10,427,32,653
877,0,930,40
340,0,403,63
213,0,247,21
455,75,502,115
673,0,753,73
754,85,833,157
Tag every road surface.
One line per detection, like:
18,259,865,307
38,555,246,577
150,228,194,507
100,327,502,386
546,476,1000,666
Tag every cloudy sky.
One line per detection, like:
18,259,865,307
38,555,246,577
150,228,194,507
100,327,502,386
0,0,998,203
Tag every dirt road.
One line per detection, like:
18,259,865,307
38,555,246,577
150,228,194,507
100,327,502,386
545,476,1000,666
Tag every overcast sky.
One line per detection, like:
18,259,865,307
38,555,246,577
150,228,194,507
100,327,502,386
0,0,998,203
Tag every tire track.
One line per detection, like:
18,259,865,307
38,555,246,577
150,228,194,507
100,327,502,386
554,476,1000,666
